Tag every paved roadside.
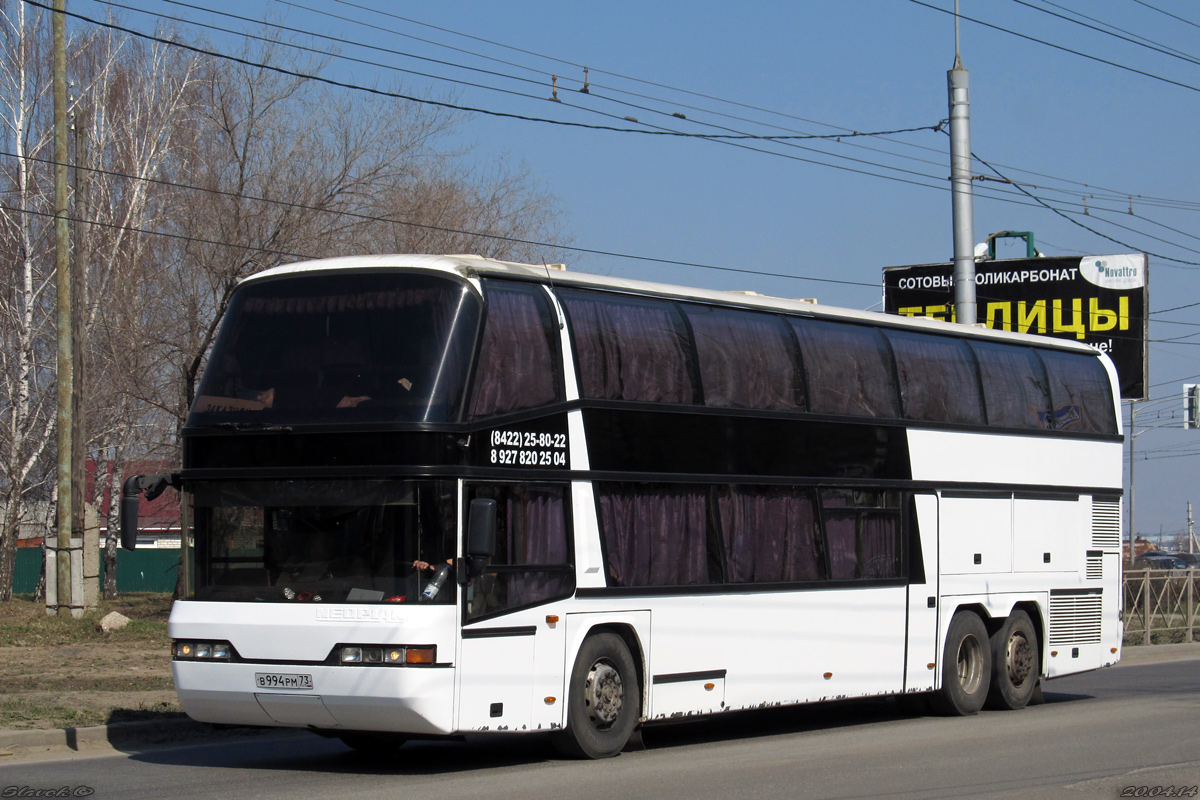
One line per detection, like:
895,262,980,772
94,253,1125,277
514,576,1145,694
1115,640,1200,666
0,717,304,764
2,642,1196,764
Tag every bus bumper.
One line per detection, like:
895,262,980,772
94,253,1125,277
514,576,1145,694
172,661,456,735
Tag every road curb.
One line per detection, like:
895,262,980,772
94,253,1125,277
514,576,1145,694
0,717,211,752
1118,641,1200,666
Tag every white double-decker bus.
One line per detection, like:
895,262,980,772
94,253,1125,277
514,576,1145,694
123,254,1123,758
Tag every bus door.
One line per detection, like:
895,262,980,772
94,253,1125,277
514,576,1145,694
905,493,940,692
455,483,573,733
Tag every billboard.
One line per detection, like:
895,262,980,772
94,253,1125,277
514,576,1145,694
883,254,1147,401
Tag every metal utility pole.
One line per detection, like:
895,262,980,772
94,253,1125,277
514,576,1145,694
1189,502,1196,555
948,1,977,325
1128,402,1137,567
52,0,76,617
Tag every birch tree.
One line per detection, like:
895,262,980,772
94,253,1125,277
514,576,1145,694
0,0,56,600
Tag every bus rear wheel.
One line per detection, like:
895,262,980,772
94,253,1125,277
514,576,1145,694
985,610,1039,710
552,632,640,759
930,611,991,716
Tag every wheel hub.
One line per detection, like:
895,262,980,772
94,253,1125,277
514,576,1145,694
956,634,984,694
1006,632,1033,686
584,660,623,729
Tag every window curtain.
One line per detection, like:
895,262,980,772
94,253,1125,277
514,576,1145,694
788,318,899,418
560,291,695,404
968,341,1051,430
885,331,984,424
469,284,560,418
1036,349,1117,434
859,513,901,578
597,484,708,586
685,306,802,411
718,487,822,583
504,487,569,607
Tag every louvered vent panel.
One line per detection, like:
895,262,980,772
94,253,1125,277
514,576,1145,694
1048,594,1103,646
1091,498,1121,551
1086,556,1103,581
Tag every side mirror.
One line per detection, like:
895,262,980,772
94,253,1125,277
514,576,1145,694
120,476,146,551
465,498,497,580
120,474,178,551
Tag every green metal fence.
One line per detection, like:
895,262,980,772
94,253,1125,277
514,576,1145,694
11,547,180,595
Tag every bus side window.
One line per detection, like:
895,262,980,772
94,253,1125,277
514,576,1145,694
884,331,984,425
559,290,698,405
968,341,1051,430
788,318,899,419
469,282,563,419
820,490,903,580
595,483,710,587
715,486,823,583
465,485,573,620
683,306,803,412
1036,348,1118,434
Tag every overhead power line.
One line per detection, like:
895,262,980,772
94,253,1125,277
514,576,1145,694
4,152,882,290
45,0,1200,267
969,149,1200,267
907,0,1200,94
1130,0,1200,32
1008,0,1200,67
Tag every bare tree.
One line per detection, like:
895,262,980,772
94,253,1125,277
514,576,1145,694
359,157,568,264
0,0,57,600
72,27,203,597
0,14,571,600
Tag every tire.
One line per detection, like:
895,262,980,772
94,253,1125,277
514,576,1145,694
985,610,1039,710
337,732,406,755
551,632,641,759
929,611,992,716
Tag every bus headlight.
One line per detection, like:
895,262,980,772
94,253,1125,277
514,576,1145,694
337,645,435,666
174,640,236,660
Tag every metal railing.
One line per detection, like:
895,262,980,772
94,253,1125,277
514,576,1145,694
1123,568,1199,645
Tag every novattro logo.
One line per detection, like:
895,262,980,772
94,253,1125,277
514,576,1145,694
1079,254,1145,290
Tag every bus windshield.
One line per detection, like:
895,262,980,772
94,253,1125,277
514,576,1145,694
189,271,481,426
189,478,457,604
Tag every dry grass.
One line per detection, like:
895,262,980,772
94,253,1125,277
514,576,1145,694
0,594,183,729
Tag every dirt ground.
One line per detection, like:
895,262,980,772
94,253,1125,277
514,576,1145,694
0,595,183,730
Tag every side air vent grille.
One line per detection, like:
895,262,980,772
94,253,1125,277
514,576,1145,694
1091,498,1121,551
1086,556,1103,581
1048,592,1103,646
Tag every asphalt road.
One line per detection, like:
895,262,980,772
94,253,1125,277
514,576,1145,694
2,657,1198,800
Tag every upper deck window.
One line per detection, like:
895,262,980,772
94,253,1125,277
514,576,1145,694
468,281,563,419
683,305,804,411
885,330,984,425
189,271,481,426
1037,348,1118,434
788,318,900,418
559,290,697,404
968,341,1052,430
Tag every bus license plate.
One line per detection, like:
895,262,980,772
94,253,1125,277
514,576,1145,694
255,672,313,690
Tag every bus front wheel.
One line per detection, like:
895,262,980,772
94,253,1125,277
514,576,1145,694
930,611,991,716
552,632,640,759
985,610,1039,710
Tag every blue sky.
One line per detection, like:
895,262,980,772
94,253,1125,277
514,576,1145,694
74,0,1200,545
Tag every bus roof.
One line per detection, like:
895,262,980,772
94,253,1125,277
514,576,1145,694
244,253,1104,356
